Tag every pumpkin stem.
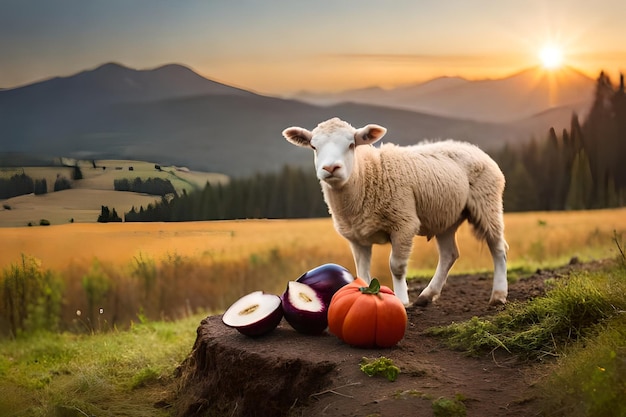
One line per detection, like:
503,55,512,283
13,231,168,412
359,278,381,296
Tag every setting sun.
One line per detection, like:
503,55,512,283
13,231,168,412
539,45,564,69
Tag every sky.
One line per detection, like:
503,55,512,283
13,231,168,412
1,0,626,95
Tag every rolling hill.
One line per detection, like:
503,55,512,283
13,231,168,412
0,63,593,177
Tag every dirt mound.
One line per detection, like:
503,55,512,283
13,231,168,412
170,260,600,416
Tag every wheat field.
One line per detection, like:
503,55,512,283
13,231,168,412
2,208,625,281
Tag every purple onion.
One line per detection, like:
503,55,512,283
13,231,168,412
296,263,354,306
281,281,328,335
222,291,283,337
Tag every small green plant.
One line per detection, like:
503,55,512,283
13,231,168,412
613,229,625,267
132,253,157,299
39,219,50,226
81,260,111,328
432,394,467,417
360,357,400,382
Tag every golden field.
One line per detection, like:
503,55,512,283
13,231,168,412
5,160,621,282
1,207,625,334
2,207,625,282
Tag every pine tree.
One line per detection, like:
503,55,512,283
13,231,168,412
503,161,538,212
566,150,594,210
537,127,565,210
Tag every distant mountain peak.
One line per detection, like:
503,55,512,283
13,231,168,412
90,62,198,78
0,61,256,113
93,62,131,71
151,63,193,72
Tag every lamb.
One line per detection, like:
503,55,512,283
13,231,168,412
282,117,508,307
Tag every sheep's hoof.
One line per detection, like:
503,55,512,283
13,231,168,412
488,291,507,306
414,295,431,307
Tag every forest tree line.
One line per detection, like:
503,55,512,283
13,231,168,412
121,165,328,222
495,72,626,211
0,171,76,199
113,177,176,196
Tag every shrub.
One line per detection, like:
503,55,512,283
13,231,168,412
0,255,64,337
39,219,50,226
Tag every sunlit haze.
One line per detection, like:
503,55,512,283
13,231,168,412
540,45,564,69
1,0,625,94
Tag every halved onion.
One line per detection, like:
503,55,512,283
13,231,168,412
281,281,328,335
222,291,283,337
296,263,354,306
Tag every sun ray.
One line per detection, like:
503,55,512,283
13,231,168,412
539,44,564,70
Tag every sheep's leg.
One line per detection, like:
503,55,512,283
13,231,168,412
349,241,372,283
487,235,508,305
389,235,413,306
415,224,460,306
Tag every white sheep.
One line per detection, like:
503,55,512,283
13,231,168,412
283,117,508,307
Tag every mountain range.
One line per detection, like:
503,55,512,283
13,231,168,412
0,63,596,177
294,66,594,123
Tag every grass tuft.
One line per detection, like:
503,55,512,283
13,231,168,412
426,265,626,359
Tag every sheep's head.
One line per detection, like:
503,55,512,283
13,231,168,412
282,117,387,188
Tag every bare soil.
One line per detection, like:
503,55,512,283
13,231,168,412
169,260,600,417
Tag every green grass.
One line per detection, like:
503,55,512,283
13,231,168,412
426,263,626,359
0,313,205,417
426,259,626,416
539,315,626,417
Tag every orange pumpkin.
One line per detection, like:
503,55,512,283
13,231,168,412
327,277,407,348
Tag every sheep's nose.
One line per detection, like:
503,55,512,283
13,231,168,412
322,164,341,174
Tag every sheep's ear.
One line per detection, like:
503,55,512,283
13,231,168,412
355,124,387,145
283,127,313,148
